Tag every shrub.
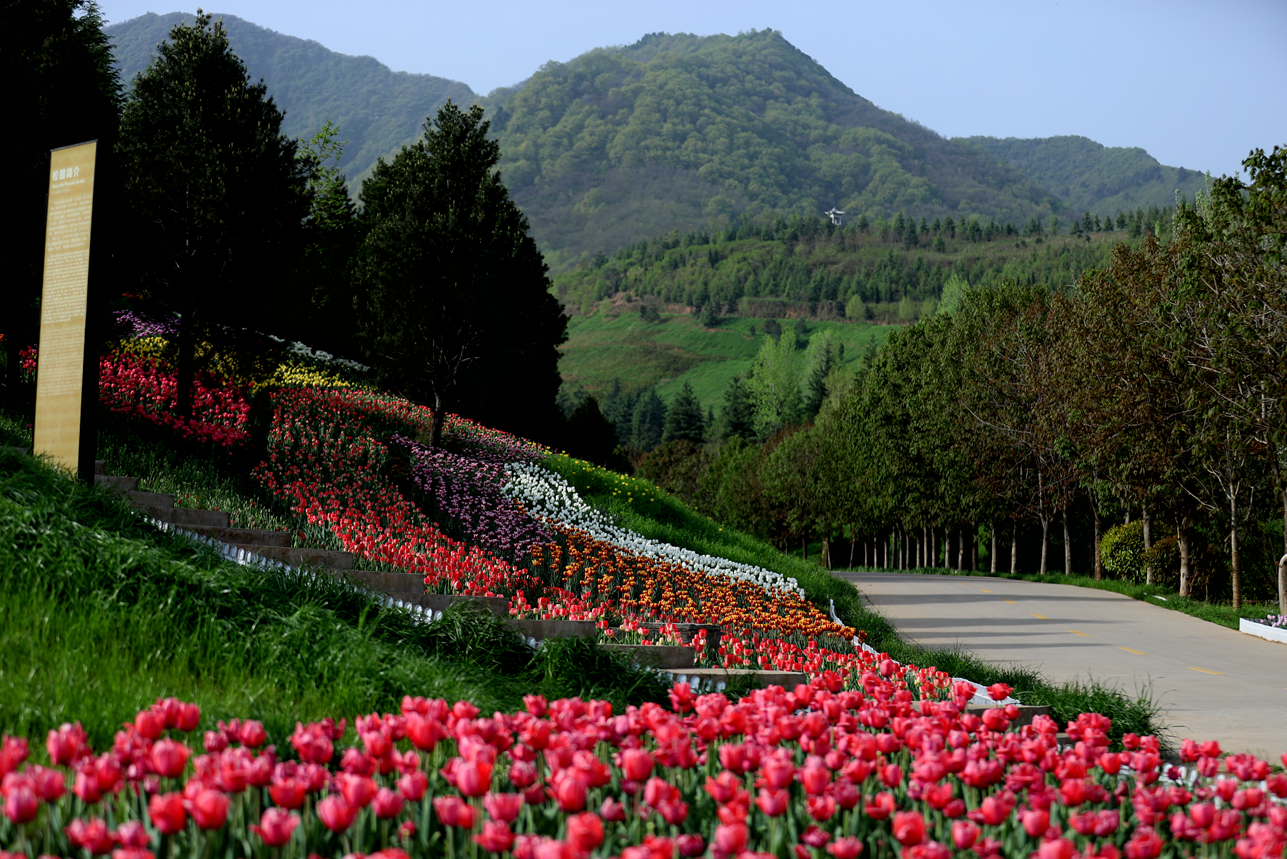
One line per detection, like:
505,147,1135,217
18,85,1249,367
1142,535,1179,589
1100,520,1145,583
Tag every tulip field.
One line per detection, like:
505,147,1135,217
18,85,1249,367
2,327,1285,857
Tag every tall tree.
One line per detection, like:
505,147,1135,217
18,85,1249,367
662,382,705,443
118,11,311,417
3,0,122,408
355,100,567,446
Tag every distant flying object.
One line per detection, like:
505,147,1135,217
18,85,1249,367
825,207,845,225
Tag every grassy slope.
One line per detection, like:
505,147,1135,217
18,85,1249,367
559,312,896,410
0,410,667,751
547,455,1166,745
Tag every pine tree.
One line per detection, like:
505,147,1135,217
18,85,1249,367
355,100,566,446
630,389,667,451
662,382,706,443
717,376,757,441
118,11,311,417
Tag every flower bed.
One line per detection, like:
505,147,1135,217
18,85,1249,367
1238,617,1287,646
1,688,1283,859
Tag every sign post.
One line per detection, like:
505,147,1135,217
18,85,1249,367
33,140,99,482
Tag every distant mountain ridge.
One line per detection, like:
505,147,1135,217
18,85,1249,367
105,14,1208,261
105,12,476,183
958,135,1208,217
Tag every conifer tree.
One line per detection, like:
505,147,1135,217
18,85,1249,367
630,389,667,451
662,382,706,443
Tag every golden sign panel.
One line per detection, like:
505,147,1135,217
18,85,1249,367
33,140,98,476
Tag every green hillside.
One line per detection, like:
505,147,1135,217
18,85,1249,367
554,213,1160,410
959,135,1209,217
105,12,477,184
489,30,1063,263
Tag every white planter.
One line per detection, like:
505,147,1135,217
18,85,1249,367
1239,617,1287,645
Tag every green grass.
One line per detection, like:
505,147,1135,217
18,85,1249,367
843,565,1281,631
0,441,668,753
548,454,1168,747
559,313,896,410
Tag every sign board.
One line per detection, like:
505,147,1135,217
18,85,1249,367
33,140,98,478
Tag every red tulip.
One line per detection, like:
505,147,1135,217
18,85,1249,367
802,825,832,848
135,708,165,741
676,834,705,857
269,777,308,809
553,772,587,812
398,770,429,802
714,822,749,854
893,811,926,846
484,791,524,822
801,761,831,795
951,820,980,849
47,723,88,766
566,812,605,851
66,817,116,855
373,787,405,819
434,795,476,828
456,758,494,798
237,721,267,748
150,740,190,778
317,795,358,832
337,772,378,808
1022,808,1051,838
1037,839,1076,859
29,766,65,802
865,791,896,821
3,782,37,824
600,796,626,822
1124,827,1164,859
251,808,300,847
621,748,654,782
114,820,150,848
807,794,837,822
147,792,187,835
825,837,863,859
880,763,903,788
184,787,227,830
474,820,516,852
987,683,1012,701
757,788,788,817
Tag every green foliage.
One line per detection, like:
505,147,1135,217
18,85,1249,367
489,30,1057,259
635,440,713,506
1100,520,1147,584
748,328,804,437
106,12,477,189
661,382,706,443
1143,535,1180,590
961,135,1210,217
355,101,567,445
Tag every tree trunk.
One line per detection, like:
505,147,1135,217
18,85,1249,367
956,527,964,571
1039,515,1050,575
802,538,808,562
176,308,195,421
430,391,448,448
991,524,997,574
1093,506,1103,581
1063,510,1072,576
849,534,856,569
917,527,924,568
970,522,977,571
1010,521,1018,575
821,536,830,570
1230,499,1241,610
1142,506,1152,553
1178,527,1191,597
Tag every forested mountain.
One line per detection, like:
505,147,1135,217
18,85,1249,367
105,15,1208,265
105,12,476,183
959,135,1209,217
488,30,1063,261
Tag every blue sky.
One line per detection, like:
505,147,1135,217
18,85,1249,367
98,0,1286,177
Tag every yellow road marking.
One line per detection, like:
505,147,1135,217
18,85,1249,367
1119,647,1147,655
1031,613,1048,619
1187,666,1225,675
1069,630,1089,637
1004,599,1017,604
980,588,992,593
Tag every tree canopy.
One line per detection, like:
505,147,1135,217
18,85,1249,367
355,100,567,446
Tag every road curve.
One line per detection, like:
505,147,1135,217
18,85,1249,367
835,571,1287,760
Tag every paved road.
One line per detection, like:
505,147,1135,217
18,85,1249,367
836,571,1287,760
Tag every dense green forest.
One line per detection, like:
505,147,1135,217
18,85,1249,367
961,135,1210,216
488,29,1061,262
106,12,476,184
106,17,1207,266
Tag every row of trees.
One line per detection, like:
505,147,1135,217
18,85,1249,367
4,6,566,448
637,146,1286,607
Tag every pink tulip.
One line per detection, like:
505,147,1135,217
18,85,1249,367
251,808,299,847
317,795,358,832
189,788,229,830
147,792,186,835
